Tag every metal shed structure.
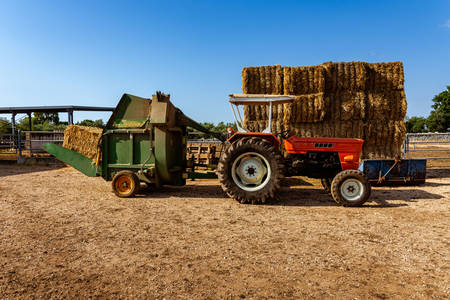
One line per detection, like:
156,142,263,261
0,105,115,131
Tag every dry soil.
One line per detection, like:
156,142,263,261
0,164,449,299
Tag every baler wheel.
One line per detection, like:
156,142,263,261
112,171,140,198
217,137,284,204
330,170,371,207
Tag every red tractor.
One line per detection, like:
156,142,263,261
217,94,371,206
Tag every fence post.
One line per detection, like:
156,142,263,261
17,130,24,164
402,134,406,158
402,134,408,159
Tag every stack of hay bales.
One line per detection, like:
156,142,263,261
62,125,103,160
242,61,407,159
363,62,406,158
242,65,284,132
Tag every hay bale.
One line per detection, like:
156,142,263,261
285,93,327,123
63,125,103,160
323,61,367,91
244,105,287,133
366,62,404,91
242,65,283,123
326,91,366,121
290,120,365,140
283,65,325,95
362,120,405,159
244,93,326,126
242,65,283,94
366,90,407,120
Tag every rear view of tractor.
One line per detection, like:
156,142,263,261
217,94,371,206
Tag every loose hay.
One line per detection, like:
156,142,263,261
63,125,103,160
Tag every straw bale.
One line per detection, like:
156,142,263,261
241,65,283,94
332,120,365,139
63,125,103,160
366,90,407,120
362,120,405,159
246,93,326,126
283,65,325,95
242,65,283,123
326,91,366,121
366,62,404,91
243,121,258,132
243,105,252,121
323,61,367,91
286,93,327,123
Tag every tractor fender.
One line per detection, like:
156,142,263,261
227,132,281,148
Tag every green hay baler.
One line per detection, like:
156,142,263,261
43,92,222,197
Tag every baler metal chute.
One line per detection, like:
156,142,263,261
43,91,222,197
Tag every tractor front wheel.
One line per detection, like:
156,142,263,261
330,170,371,207
112,171,140,198
217,137,284,204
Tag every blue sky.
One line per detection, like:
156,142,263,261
0,0,449,124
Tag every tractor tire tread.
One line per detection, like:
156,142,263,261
330,169,371,207
217,137,284,204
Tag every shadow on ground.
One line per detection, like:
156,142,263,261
427,168,450,178
137,184,444,208
0,162,64,178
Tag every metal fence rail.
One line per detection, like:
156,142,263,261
0,129,21,154
0,129,64,160
403,132,450,159
23,131,64,154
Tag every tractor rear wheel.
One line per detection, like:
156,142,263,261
330,170,371,207
217,137,284,204
112,171,140,198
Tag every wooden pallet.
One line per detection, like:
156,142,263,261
187,142,224,166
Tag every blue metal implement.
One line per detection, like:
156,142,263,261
359,159,427,185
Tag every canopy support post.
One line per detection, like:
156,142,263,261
68,110,74,125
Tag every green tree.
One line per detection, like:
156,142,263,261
427,86,450,132
16,116,66,131
33,112,60,124
31,121,66,131
0,117,11,133
215,121,237,133
14,112,65,131
77,119,105,128
16,117,32,131
405,116,428,133
190,122,237,139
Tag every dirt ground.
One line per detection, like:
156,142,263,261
0,164,449,299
